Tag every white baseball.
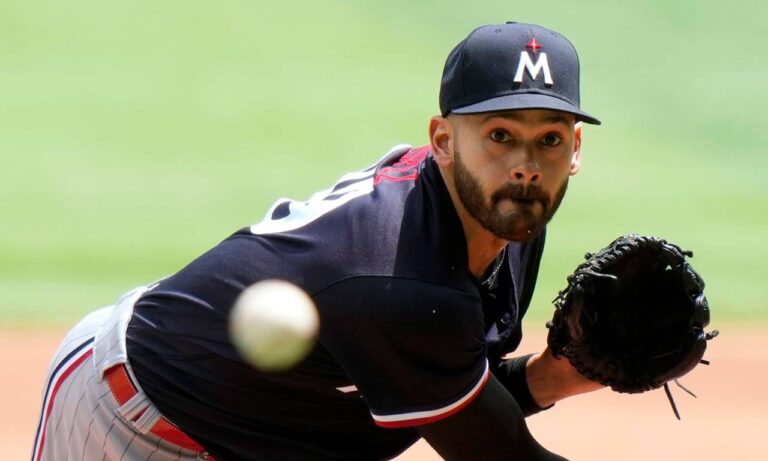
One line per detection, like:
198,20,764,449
229,279,319,372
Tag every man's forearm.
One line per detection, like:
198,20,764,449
524,348,604,408
494,354,552,416
495,349,604,415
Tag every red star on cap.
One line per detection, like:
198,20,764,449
526,37,541,54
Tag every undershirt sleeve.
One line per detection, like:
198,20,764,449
315,276,489,428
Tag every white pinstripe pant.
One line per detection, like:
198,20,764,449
31,287,211,461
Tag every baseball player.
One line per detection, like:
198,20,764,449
33,22,603,460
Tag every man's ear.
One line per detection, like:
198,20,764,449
430,116,454,167
569,123,582,176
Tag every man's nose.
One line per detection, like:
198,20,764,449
509,150,541,183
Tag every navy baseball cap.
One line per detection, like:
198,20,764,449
439,22,601,125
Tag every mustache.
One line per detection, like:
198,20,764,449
491,183,550,206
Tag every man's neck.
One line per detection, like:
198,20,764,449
459,209,509,280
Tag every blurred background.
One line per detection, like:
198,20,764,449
3,1,767,459
1,0,765,327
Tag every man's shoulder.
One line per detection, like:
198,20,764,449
245,144,428,236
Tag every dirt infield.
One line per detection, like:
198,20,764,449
9,324,765,460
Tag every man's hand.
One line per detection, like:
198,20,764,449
546,234,717,419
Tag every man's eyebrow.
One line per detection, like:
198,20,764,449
481,112,573,126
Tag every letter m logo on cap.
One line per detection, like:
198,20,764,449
513,52,553,86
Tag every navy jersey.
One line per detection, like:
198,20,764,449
126,145,546,460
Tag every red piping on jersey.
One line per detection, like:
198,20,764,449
374,145,431,185
371,361,491,429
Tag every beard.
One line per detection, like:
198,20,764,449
453,147,569,241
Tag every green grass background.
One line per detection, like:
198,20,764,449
1,1,765,327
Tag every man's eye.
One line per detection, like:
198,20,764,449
490,130,511,143
541,134,562,146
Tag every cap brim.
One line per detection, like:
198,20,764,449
451,93,601,125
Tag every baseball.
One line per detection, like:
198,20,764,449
229,279,319,372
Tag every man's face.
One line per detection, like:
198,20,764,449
449,109,581,241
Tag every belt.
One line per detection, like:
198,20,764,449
104,363,214,459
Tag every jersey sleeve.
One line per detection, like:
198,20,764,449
315,276,489,428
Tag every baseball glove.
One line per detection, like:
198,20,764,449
546,234,718,419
